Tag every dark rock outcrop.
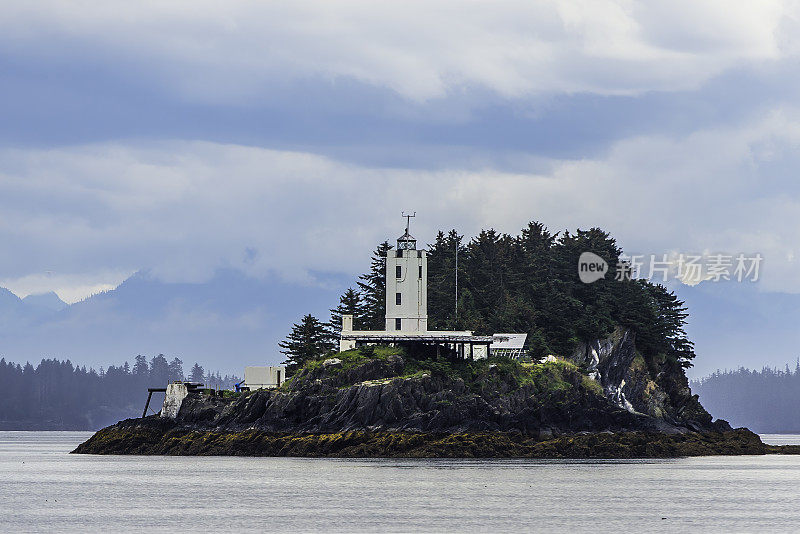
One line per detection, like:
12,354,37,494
74,426,799,458
569,327,724,432
174,372,640,435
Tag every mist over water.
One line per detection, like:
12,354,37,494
3,432,800,532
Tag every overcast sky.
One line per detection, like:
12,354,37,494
2,1,800,303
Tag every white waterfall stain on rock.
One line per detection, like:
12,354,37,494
161,383,189,419
571,328,644,414
609,378,636,413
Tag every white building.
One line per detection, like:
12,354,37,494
243,366,286,390
490,333,528,359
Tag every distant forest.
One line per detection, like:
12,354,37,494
0,356,238,430
692,365,800,433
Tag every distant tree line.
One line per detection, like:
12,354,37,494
0,355,239,430
692,364,800,433
280,221,695,375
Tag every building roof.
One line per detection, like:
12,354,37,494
342,331,493,343
397,230,416,242
491,333,528,349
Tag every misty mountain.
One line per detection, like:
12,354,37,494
0,287,23,311
21,291,67,312
0,269,344,373
0,287,52,324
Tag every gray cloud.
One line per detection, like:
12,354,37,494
2,1,800,314
2,105,800,300
2,1,798,178
3,1,789,101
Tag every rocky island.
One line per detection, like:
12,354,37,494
73,330,793,457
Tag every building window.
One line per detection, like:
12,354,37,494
396,250,403,258
419,265,423,278
396,292,402,305
396,265,402,278
395,318,402,330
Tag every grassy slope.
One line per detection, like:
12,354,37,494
289,345,600,398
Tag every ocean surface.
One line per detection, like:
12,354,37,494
3,432,800,533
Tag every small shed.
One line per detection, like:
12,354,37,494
243,366,286,390
490,333,528,359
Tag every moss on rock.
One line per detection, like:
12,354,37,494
73,425,798,458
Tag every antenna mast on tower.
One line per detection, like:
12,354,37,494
455,239,458,319
401,211,416,234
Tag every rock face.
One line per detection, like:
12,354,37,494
569,327,717,432
175,370,634,436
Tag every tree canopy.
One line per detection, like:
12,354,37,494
357,241,392,330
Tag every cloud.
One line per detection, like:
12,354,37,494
2,106,800,298
1,1,792,102
3,0,799,176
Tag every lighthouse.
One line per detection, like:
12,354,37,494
385,212,428,332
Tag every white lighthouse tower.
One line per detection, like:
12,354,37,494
385,212,428,332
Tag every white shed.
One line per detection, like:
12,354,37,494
243,366,286,389
490,333,528,359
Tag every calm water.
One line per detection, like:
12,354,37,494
3,432,800,533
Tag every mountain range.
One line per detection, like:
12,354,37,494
0,270,343,374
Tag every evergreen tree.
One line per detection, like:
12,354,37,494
691,363,800,432
132,354,148,377
427,230,465,330
423,220,695,365
149,354,170,385
546,228,621,347
461,228,518,333
641,283,695,368
189,363,205,383
279,314,335,374
204,370,225,389
357,241,392,330
168,357,184,381
329,287,363,333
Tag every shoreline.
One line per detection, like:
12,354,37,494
71,425,800,458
